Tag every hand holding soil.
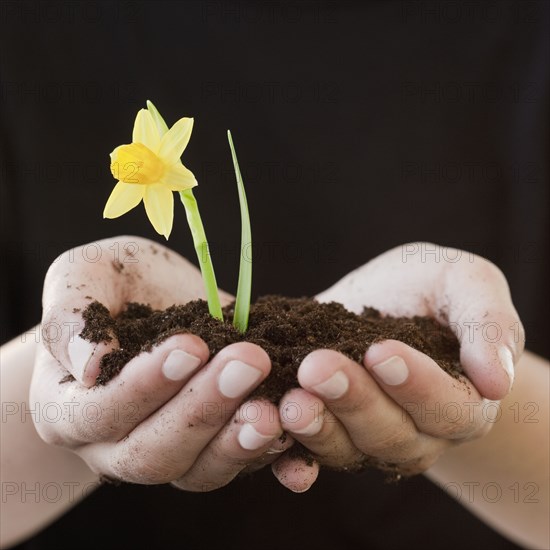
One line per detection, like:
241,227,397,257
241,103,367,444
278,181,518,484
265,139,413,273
33,236,524,492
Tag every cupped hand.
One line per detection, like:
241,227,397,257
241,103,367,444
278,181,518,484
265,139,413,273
273,243,525,491
32,236,292,491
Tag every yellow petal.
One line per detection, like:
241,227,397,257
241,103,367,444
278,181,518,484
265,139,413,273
146,100,169,137
103,181,145,219
158,117,193,164
161,162,198,191
132,109,160,152
143,183,174,239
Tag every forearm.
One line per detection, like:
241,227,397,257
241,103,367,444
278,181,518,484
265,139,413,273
425,351,549,549
0,331,100,549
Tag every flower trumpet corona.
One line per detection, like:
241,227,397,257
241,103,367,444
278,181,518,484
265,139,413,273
104,101,223,320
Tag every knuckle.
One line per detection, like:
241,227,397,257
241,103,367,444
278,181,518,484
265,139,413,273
213,444,249,464
203,432,258,466
322,385,371,417
464,418,494,441
362,426,417,461
113,444,188,485
187,400,229,428
409,399,483,440
32,413,84,450
433,405,483,439
34,421,66,447
330,396,366,417
68,414,123,444
436,419,471,438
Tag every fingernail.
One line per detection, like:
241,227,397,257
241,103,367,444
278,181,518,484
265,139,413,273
218,360,263,398
68,336,96,381
292,417,323,437
498,347,514,391
265,448,285,455
266,434,293,454
372,356,409,386
238,423,274,450
162,350,202,381
312,371,349,399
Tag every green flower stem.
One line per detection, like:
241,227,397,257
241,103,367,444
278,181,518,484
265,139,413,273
227,130,252,333
180,189,223,321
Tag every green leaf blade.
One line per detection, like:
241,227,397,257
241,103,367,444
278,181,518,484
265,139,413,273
227,130,252,333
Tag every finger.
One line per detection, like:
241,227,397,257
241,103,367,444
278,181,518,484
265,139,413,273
240,432,296,474
31,334,210,447
172,400,289,492
296,350,445,463
364,340,491,440
79,343,271,484
317,243,524,400
444,259,524,400
279,388,362,468
271,452,320,493
41,236,231,385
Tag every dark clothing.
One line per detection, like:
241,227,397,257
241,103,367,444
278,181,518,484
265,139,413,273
1,1,547,548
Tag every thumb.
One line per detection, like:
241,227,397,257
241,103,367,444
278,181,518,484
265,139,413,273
443,258,525,400
42,306,118,388
41,241,127,387
66,305,119,387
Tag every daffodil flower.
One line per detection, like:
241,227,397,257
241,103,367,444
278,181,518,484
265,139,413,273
103,102,252,329
104,100,197,239
104,101,223,321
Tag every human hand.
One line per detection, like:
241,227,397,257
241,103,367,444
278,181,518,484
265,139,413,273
32,236,292,491
273,243,525,491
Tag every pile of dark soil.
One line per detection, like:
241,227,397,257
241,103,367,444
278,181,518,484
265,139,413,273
81,295,462,401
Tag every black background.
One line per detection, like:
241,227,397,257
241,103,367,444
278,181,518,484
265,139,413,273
1,1,548,549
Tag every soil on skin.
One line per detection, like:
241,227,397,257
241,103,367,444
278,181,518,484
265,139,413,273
80,296,463,475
